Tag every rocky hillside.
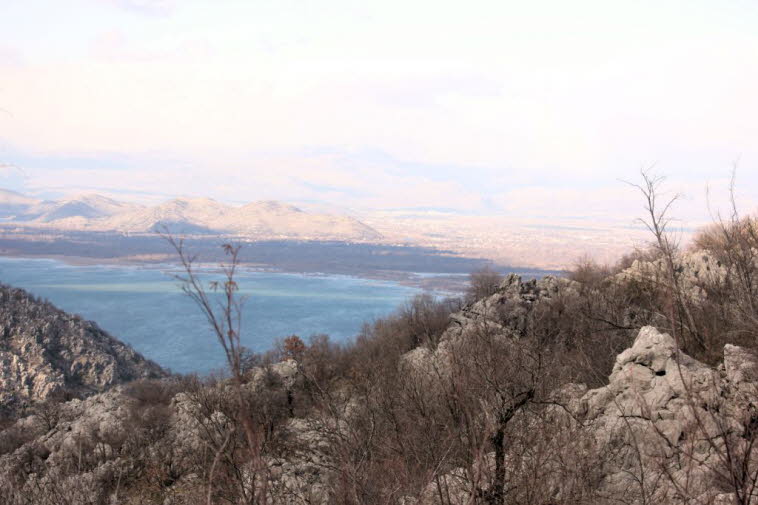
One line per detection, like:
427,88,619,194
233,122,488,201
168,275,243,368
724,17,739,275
566,326,756,504
401,322,757,504
0,284,164,412
1,224,758,505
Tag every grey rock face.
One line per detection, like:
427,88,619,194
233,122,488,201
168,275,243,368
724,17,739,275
414,325,758,505
0,284,164,411
445,274,577,341
0,359,319,505
617,250,729,304
556,326,757,504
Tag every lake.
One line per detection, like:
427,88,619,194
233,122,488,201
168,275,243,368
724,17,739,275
0,257,423,374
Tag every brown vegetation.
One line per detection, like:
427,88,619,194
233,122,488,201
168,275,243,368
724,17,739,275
465,266,504,304
1,172,758,504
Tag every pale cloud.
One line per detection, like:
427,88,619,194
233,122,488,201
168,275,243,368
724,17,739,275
99,0,175,16
0,46,24,68
10,145,487,214
0,163,24,178
1,0,757,219
89,29,215,62
494,174,758,229
89,30,156,61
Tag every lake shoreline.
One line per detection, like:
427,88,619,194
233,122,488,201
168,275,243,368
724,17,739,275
0,232,563,293
0,251,476,294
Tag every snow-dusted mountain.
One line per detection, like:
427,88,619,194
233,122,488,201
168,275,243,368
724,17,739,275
0,190,383,241
22,194,144,223
211,201,381,240
0,189,40,217
101,197,227,234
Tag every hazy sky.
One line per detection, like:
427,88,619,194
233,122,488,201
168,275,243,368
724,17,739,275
1,0,757,221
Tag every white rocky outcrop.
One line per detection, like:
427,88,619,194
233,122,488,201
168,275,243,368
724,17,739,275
413,325,758,505
444,273,577,340
617,250,731,304
568,326,756,503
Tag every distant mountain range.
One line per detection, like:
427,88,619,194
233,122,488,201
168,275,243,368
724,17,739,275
0,189,383,241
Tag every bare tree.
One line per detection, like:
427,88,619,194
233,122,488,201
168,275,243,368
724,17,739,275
626,170,702,351
164,234,280,505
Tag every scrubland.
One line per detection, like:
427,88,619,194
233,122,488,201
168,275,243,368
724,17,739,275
1,174,758,504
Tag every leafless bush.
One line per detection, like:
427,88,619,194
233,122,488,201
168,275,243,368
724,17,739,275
466,266,504,304
569,254,612,286
400,294,459,349
0,421,41,456
524,283,639,386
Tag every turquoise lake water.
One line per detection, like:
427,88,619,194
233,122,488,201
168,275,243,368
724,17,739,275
0,257,422,374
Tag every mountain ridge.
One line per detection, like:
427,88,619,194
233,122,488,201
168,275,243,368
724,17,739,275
0,189,40,216
0,189,383,242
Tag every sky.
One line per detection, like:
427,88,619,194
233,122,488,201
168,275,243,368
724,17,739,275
0,0,757,223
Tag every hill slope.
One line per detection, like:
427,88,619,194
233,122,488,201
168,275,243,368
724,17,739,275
28,194,143,223
100,197,226,234
0,189,39,217
0,283,165,411
212,200,383,240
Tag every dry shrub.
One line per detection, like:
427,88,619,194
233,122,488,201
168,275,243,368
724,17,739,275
466,266,504,303
569,255,612,286
125,377,185,407
281,334,306,361
614,247,664,273
693,216,758,259
0,421,41,456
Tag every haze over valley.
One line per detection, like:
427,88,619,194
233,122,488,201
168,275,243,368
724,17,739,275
0,186,700,273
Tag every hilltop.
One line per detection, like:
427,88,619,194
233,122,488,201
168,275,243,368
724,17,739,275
18,194,143,224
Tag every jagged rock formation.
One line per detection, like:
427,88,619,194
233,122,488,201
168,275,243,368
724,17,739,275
447,273,576,338
403,273,580,373
0,359,313,505
617,249,728,302
565,326,757,504
401,273,758,504
5,321,751,504
409,324,758,505
0,284,164,411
